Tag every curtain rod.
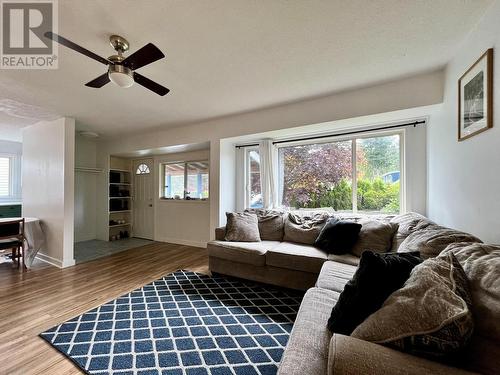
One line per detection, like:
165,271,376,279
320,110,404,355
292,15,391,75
235,119,426,148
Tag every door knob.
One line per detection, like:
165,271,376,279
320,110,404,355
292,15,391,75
149,204,153,207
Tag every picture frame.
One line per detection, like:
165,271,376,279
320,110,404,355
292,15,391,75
458,48,493,141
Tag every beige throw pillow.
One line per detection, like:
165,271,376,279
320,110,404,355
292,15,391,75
352,253,474,360
350,219,398,257
283,212,329,245
224,212,260,242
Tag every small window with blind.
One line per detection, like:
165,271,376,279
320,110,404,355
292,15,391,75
0,156,10,197
161,161,209,200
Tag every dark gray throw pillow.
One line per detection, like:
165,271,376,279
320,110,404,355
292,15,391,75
314,218,362,254
328,251,422,335
224,212,261,242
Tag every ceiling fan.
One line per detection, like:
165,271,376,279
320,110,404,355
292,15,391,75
44,32,170,96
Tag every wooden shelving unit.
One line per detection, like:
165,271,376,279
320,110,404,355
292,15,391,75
108,157,133,241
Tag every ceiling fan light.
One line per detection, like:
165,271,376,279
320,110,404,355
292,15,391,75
108,65,134,88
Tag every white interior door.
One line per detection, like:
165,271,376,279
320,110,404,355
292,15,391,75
133,159,154,239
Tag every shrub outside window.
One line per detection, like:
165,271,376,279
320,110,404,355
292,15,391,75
277,133,402,214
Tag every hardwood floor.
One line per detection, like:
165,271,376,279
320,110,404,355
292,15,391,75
0,242,209,375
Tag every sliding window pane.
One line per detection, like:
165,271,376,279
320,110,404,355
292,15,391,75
356,134,400,214
186,161,209,199
164,163,185,199
278,141,352,210
248,150,263,208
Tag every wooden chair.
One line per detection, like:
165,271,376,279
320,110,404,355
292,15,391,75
0,218,25,270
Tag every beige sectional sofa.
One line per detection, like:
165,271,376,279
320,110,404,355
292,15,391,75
207,212,500,374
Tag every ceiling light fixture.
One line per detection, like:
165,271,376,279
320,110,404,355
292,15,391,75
80,131,99,138
108,64,134,88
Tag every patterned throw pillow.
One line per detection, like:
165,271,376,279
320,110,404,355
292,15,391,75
224,212,261,242
352,253,474,362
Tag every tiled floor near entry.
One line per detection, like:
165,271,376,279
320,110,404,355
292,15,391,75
74,238,154,263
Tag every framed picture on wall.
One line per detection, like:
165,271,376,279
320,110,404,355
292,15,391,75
458,48,493,141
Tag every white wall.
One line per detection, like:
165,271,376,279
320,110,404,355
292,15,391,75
74,136,98,242
0,140,22,202
22,118,75,267
153,149,211,247
100,70,444,239
428,1,500,244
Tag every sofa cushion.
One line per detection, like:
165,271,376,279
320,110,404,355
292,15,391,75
352,253,474,362
245,209,285,241
224,212,261,242
351,219,398,257
207,240,280,266
314,218,362,254
328,251,422,335
440,242,500,342
283,212,329,245
327,253,360,266
398,224,481,259
266,242,328,273
328,334,476,375
316,260,357,292
277,287,339,375
390,212,435,251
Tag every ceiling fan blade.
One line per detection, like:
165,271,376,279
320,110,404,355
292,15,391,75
44,31,111,65
85,73,110,88
133,72,170,96
122,43,165,70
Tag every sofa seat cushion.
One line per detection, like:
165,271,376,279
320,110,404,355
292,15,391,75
327,253,360,266
207,240,280,266
316,261,357,292
277,287,339,375
266,242,328,273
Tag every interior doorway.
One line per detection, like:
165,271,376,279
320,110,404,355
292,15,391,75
132,158,154,240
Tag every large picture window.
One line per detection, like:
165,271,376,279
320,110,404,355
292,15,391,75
162,161,209,200
276,133,402,214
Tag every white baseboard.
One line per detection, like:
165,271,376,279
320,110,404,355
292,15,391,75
36,252,63,268
36,252,75,268
156,237,207,249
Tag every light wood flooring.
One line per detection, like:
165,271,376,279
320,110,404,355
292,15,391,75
0,242,209,375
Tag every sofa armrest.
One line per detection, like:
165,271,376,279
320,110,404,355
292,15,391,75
329,334,477,375
215,226,226,241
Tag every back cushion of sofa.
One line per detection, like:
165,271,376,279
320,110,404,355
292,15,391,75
397,224,481,259
245,209,285,241
283,211,329,245
390,212,435,251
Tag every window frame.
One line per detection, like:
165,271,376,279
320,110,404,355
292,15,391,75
275,128,405,214
0,153,21,202
160,159,209,201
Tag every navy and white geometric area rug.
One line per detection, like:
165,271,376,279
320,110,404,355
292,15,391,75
40,270,304,375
